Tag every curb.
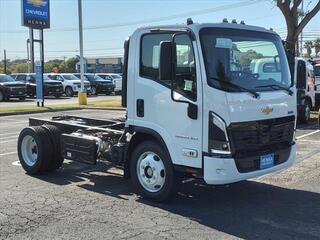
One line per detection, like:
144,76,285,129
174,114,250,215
0,107,82,117
0,107,125,117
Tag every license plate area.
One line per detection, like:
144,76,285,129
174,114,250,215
260,154,274,170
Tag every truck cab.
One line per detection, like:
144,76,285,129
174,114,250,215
17,20,297,202
124,21,295,188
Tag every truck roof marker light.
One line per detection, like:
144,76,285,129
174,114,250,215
187,18,193,25
231,19,237,24
240,20,245,25
222,18,228,23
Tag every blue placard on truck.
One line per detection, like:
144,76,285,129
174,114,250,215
21,0,50,29
35,62,43,102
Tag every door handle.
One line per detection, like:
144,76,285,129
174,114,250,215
136,99,144,117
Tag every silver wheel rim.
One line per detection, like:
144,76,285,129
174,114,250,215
137,151,166,193
92,87,96,95
21,135,38,167
66,88,72,96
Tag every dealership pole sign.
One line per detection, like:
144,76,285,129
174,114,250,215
21,0,50,29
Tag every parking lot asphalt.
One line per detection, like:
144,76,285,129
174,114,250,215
0,95,120,108
0,110,319,240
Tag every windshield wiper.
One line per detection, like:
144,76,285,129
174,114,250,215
209,77,260,98
255,84,293,96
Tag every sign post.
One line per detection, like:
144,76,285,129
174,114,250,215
21,0,50,107
35,61,44,107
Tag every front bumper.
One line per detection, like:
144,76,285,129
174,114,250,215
73,85,91,93
97,84,115,93
203,144,296,185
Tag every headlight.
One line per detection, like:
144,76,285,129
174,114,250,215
208,112,231,155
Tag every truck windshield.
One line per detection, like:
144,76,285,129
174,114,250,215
62,75,79,80
0,75,15,82
200,28,291,93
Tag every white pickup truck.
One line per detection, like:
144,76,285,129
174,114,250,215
46,73,91,97
17,19,296,202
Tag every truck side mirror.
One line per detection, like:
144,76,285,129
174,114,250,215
159,41,173,81
296,60,306,89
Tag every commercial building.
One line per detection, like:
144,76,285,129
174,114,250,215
75,57,123,73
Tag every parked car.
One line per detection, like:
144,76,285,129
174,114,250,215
74,73,114,95
0,74,27,101
251,57,316,123
98,73,122,94
11,73,64,98
46,73,91,97
295,58,316,123
314,63,320,106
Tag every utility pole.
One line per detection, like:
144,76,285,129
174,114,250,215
78,0,87,105
4,49,7,74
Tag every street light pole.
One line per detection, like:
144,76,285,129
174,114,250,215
78,0,87,105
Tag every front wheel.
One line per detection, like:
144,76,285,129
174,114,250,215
299,101,311,123
130,141,179,202
65,87,74,97
91,86,97,95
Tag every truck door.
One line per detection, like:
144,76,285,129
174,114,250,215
134,31,203,168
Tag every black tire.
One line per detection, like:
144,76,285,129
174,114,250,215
299,100,311,124
41,125,64,171
0,91,4,102
91,86,97,95
17,126,53,174
130,141,179,202
65,87,74,97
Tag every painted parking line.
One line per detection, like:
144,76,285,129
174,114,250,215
296,130,320,140
0,133,18,137
0,136,18,141
0,139,17,144
0,151,16,157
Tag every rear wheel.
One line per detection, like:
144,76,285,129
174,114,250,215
299,100,311,123
18,127,53,174
41,125,64,171
130,141,178,202
65,87,74,97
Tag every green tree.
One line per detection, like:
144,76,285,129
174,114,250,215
44,59,63,73
304,40,314,57
11,63,28,73
65,58,78,73
314,38,320,57
276,0,320,55
239,50,263,68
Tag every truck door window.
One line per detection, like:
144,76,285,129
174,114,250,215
174,34,197,101
140,33,172,83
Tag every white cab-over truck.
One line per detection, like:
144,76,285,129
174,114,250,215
17,20,296,202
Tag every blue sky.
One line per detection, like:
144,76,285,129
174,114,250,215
0,0,319,61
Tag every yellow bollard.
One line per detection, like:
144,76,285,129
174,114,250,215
78,92,87,105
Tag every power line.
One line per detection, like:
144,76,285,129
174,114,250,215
0,0,260,34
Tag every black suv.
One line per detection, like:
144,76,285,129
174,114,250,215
11,73,64,98
0,74,27,101
74,73,114,95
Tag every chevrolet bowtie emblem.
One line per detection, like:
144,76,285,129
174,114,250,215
261,106,273,114
27,0,47,7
